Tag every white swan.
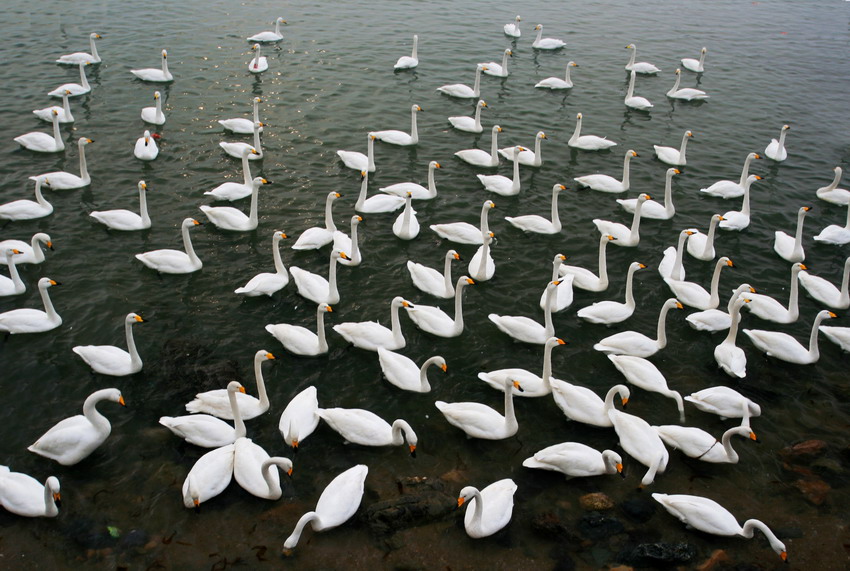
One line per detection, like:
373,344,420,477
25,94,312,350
489,281,558,345
334,215,362,266
764,124,789,161
575,150,638,193
667,68,709,100
130,49,173,82
746,262,805,323
568,112,617,151
200,177,269,231
654,131,692,166
90,180,151,231
504,15,521,37
700,152,761,198
33,90,74,123
233,439,292,500
72,313,144,376
333,296,410,351
477,336,565,397
205,147,260,201
185,350,275,419
652,494,787,561
618,168,679,219
814,200,850,245
14,110,64,152
141,91,165,125
181,444,234,509
468,232,495,282
48,61,91,96
235,230,289,296
478,147,522,196
34,137,92,189
135,218,202,274
816,166,849,205
449,100,487,133
532,24,565,49
550,382,629,427
378,348,446,393
56,32,102,64
455,125,502,167
625,43,660,74
219,97,264,134
28,388,125,465
686,283,755,332
354,169,403,213
684,386,761,420
505,183,564,234
279,386,320,450
248,17,286,42
0,178,52,221
681,47,708,73
798,257,850,309
381,160,441,200
655,424,756,463
430,200,495,245
292,192,341,249
289,249,348,305
248,43,268,73
560,234,615,291
0,233,52,265
687,213,724,260
282,465,368,552
160,381,246,448
337,133,376,172
608,407,669,486
774,206,811,262
220,120,264,160
820,325,850,352
133,130,158,161
578,262,646,324
407,249,460,299
714,297,752,378
0,468,60,518
0,249,25,296
266,303,332,356
0,278,61,334
481,49,512,77
437,65,486,99
664,257,734,310
435,377,523,439
594,298,683,357
394,34,418,69
624,69,653,110
744,309,835,364
318,408,417,455
535,61,578,89
392,192,419,239
405,276,474,337
659,229,697,282
538,254,571,311
594,194,650,247
498,131,547,167
523,443,623,479
457,479,517,538
608,355,685,422
719,175,763,231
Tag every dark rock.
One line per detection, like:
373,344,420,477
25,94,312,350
578,511,625,541
531,511,575,542
552,555,577,571
364,477,455,537
620,496,656,523
63,517,119,549
625,542,697,566
579,492,615,511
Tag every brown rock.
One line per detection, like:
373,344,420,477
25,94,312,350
779,439,828,463
579,492,615,511
793,478,831,505
696,549,729,571
608,565,634,571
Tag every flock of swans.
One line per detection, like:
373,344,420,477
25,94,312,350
2,8,847,563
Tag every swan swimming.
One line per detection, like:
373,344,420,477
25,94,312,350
130,49,173,82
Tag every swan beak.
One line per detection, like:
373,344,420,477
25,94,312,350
718,216,725,221
291,439,299,451
750,431,759,442
726,259,734,267
754,154,762,159
621,397,629,408
282,548,295,557
828,312,838,318
53,492,62,506
452,252,461,261
559,184,566,190
326,305,333,313
556,339,567,345
435,162,441,168
616,463,624,477
673,169,681,174
409,445,417,457
49,279,60,286
513,380,524,393
803,206,812,212
134,315,144,323
266,352,276,360
799,264,808,270
632,151,639,157
748,287,756,293
192,219,202,226
287,466,294,477
675,302,684,309
571,62,579,67
607,235,617,241
251,149,260,155
497,126,503,132
552,280,561,286
440,363,448,372
238,386,247,394
12,249,22,255
638,263,646,269
340,252,351,260
402,301,413,308
193,499,200,513
781,551,788,563
540,133,548,139
466,278,475,285
46,241,54,250
261,178,271,184
457,497,466,508
360,171,367,178
118,396,126,406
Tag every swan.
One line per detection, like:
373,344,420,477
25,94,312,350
569,113,617,151
505,184,564,234
378,348,446,393
686,283,755,332
34,137,92,189
532,24,565,49
130,49,173,82
457,479,517,538
0,250,25,296
816,166,849,205
72,313,144,376
608,407,669,486
774,206,811,262
700,152,761,199
266,303,332,356
550,382,630,427
667,68,708,100
624,69,653,110
814,200,850,244
608,355,685,421
744,309,836,364
200,177,269,231
0,178,53,221
381,160,441,200
478,147,522,196
219,97,264,134
289,249,348,305
0,278,61,333
318,408,417,454
578,262,646,324
282,465,368,552
654,424,757,463
625,43,660,74
90,180,151,231
664,257,734,310
333,296,411,351
714,297,752,378
394,34,418,69
652,494,787,561
448,100,487,133
181,444,234,509
28,388,125,465
654,131,693,166
205,147,260,201
523,443,623,479
135,218,202,274
535,61,578,89
764,124,789,161
235,230,289,296
746,262,805,323
33,90,74,123
437,65,486,99
430,200,495,245
684,386,761,420
185,350,275,419
56,32,102,64
504,15,521,37
593,298,683,357
498,131,547,167
681,47,708,73
133,130,158,161
355,169,403,213
0,468,60,518
687,214,724,260
820,325,850,352
719,175,763,231
292,192,341,249
477,336,565,397
539,254,572,312
333,215,362,266
392,192,420,240
455,125,502,167
337,133,376,172
0,233,52,265
560,234,615,291
618,168,679,219
279,386,320,450
468,232,495,282
233,439,292,500
594,193,650,246
141,91,165,125
480,49,512,77
48,61,91,96
407,249,460,299
489,281,558,345
405,276,474,337
659,229,697,282
575,150,638,193
798,257,850,309
248,43,268,73
248,17,286,42
160,381,246,448
220,120,264,160
14,110,64,152
435,377,523,439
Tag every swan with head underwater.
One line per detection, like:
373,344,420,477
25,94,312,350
624,43,660,74
133,130,158,161
204,147,260,201
456,479,517,538
290,249,349,305
235,230,289,297
624,69,653,111
654,414,757,464
798,256,850,309
135,218,202,274
248,43,269,73
0,467,61,518
394,34,418,69
498,131,547,167
593,298,684,358
185,350,276,420
489,281,559,345
34,89,74,123
56,32,102,64
478,336,566,397
220,120,264,160
0,233,52,266
0,178,53,221
523,443,623,480
160,381,248,448
404,276,474,337
130,49,173,82
568,113,617,151
378,348,446,393
578,262,646,324
667,68,709,100
437,64,487,99
575,150,639,193
48,61,91,97
219,97,264,134
744,309,836,365
381,160,441,200
72,312,144,376
430,199,495,245
141,91,166,125
618,169,679,220
436,377,524,439
535,61,578,89
764,124,790,161
14,109,64,153
701,152,762,198
200,177,270,231
333,296,411,351
449,100,487,133
532,24,565,49
685,386,761,420
455,125,502,167
90,180,151,231
0,278,61,334
248,17,286,42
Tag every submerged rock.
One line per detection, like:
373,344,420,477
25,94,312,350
779,439,828,463
623,542,697,566
620,496,656,523
364,476,455,538
579,493,615,511
578,511,625,541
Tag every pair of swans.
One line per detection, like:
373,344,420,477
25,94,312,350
619,168,680,219
290,249,349,305
333,296,410,351
437,65,486,99
219,97,264,134
701,152,761,198
764,124,789,161
798,256,850,309
134,130,158,160
279,386,320,450
664,257,735,310
667,69,709,100
141,91,166,125
718,175,763,231
681,47,708,73
624,69,653,110
455,124,502,167
90,180,151,230
569,113,616,150
72,313,144,376
654,131,693,166
593,298,683,358
659,229,697,282
404,276,474,337
248,17,286,42
625,44,660,74
431,199,494,245
817,167,849,205
478,336,565,397
0,467,60,518
28,388,125,465
480,49,512,77
185,350,276,420
0,178,53,221
338,133,376,172
505,184,564,234
686,283,755,332
814,199,850,244
578,262,646,324
293,192,341,249
436,377,524,439
205,147,261,201
0,232,52,265
235,230,290,296
333,215,362,266
457,479,517,538
478,146,522,196
744,309,836,365
535,61,579,89
357,170,403,212
267,303,332,356
489,281,559,345
0,278,61,334
575,149,639,193
220,120,264,160
0,249,25,296
714,297,752,378
14,110,64,152
381,160,441,200
532,24,565,49
161,381,249,448
48,61,91,97
374,104,422,146
449,100,487,133
468,231,495,282
200,177,270,231
538,255,572,311
57,32,102,64
378,347,446,393
317,408,417,455
523,443,623,479
135,218,202,274
407,249,460,298
394,34,418,69
35,137,93,189
498,131,547,167
551,382,630,427
131,49,173,82
595,194,650,247
608,354,686,422
248,43,268,73
774,206,811,262
34,89,74,123
392,193,419,239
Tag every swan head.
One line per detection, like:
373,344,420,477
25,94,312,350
412,104,423,112
321,303,333,313
128,313,144,324
513,380,524,393
685,131,694,138
457,487,476,508
227,381,247,394
259,350,275,361
700,47,708,54
534,24,542,30
505,49,513,56
253,177,271,187
485,200,495,209
431,161,441,169
568,61,578,67
629,150,639,158
494,125,503,133
273,230,288,240
478,100,488,108
638,193,651,202
38,277,60,290
153,91,161,100
634,262,647,270
625,43,636,50
184,218,202,228
555,184,566,192
537,131,547,139
46,476,61,504
277,17,287,24
722,257,734,268
464,277,475,286
449,250,461,261
801,206,812,214
161,49,167,59
675,68,681,75
670,168,681,176
339,251,351,261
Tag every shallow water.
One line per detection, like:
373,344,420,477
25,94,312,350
1,0,849,568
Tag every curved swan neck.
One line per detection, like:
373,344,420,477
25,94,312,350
724,298,745,344
260,459,288,497
621,153,632,189
5,251,22,287
227,385,246,438
390,300,405,344
89,35,100,60
391,419,414,446
355,174,368,209
740,519,785,554
808,312,830,359
43,480,59,517
38,281,59,320
739,155,755,186
125,318,141,368
467,488,485,528
473,103,483,130
316,305,328,353
627,46,636,67
719,426,748,463
272,235,286,274
667,72,681,96
708,259,728,306
419,357,442,391
603,385,627,414
82,391,112,435
253,353,270,410
535,26,543,44
181,222,200,265
285,512,319,549
441,252,455,294
656,302,674,347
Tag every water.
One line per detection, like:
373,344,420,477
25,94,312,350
1,0,849,567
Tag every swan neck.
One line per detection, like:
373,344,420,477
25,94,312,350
125,318,141,368
564,65,572,83
348,221,360,263
355,175,368,209
489,128,499,160
503,379,518,430
468,489,485,529
787,267,800,318
227,385,246,438
472,67,482,96
62,93,71,117
248,182,261,225
543,284,555,336
741,179,752,216
390,301,404,344
43,481,59,517
626,73,635,98
704,218,719,256
240,149,253,186
39,281,59,320
739,155,754,186
476,240,489,278
541,340,556,383
570,116,582,144
79,63,90,89
6,252,22,285
89,35,99,60
442,252,454,294
535,27,543,43
724,300,743,344
844,203,850,231
777,129,787,148
667,72,681,95
324,196,338,232
285,512,319,549
401,196,413,233
411,35,418,58
253,353,270,410
366,136,375,170
391,420,414,447
629,196,644,240
82,391,111,436
75,139,90,182
34,180,50,208
269,236,285,275
260,459,283,498
252,99,260,123
624,266,637,306
473,103,483,129
511,152,521,189
597,237,609,284
452,280,467,329
621,153,631,189
479,204,491,234
327,251,340,300
181,221,200,265
656,303,673,347
52,113,62,146
840,259,850,297
678,134,689,162
252,122,262,155
663,172,675,216
162,55,169,77
409,107,418,144
708,260,726,305
427,163,438,194
533,135,543,165
155,96,163,122
316,305,328,353
550,188,561,229
627,47,636,67
740,520,784,554
419,359,437,392
720,427,741,463
808,312,828,359
793,209,807,248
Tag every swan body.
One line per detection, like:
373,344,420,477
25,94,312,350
133,130,158,161
764,124,789,162
655,425,757,463
318,408,417,454
407,249,460,299
0,250,25,297
594,193,650,246
185,350,275,420
131,49,173,82
457,479,517,538
72,313,144,375
535,61,578,89
625,44,660,74
498,131,547,167
578,262,646,324
664,257,734,310
468,232,495,282
394,34,418,69
430,200,495,245
654,131,692,166
560,234,616,291
685,386,761,420
608,355,685,421
619,168,679,219
798,257,850,309
532,24,565,49
437,65,485,99
489,281,558,345
686,284,755,332
594,298,683,358
659,229,697,282
48,62,91,96
744,309,836,364
435,378,523,439
624,69,653,110
405,277,473,337
392,192,420,240
219,97,263,134
0,233,52,265
378,348,446,393
90,180,151,230
181,444,234,508
14,110,64,152
719,175,763,231
667,68,709,100
0,469,60,518
568,112,617,151
687,214,724,260
746,262,804,323
34,137,92,189
0,278,61,333
248,43,268,73
290,249,347,305
266,303,332,356
820,325,850,352
477,336,565,397
248,17,286,42
381,160,441,200
374,104,421,145
220,120,264,160
292,192,341,249
28,388,125,465
200,177,268,231
235,230,289,296
480,49,512,77
33,90,74,123
160,381,246,448
141,90,165,124
506,183,564,234
681,47,708,73
608,407,669,486
504,15,521,37
774,206,811,262
135,218,202,274
455,125,502,167
333,296,410,351
814,200,850,244
575,150,638,193
334,215,362,266
449,100,487,133
337,133,376,172
478,147,522,196
56,32,102,64
279,386,320,450
233,439,292,500
551,382,629,428
524,443,623,480
355,169,403,212
0,178,52,221
701,153,761,198
817,167,850,205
